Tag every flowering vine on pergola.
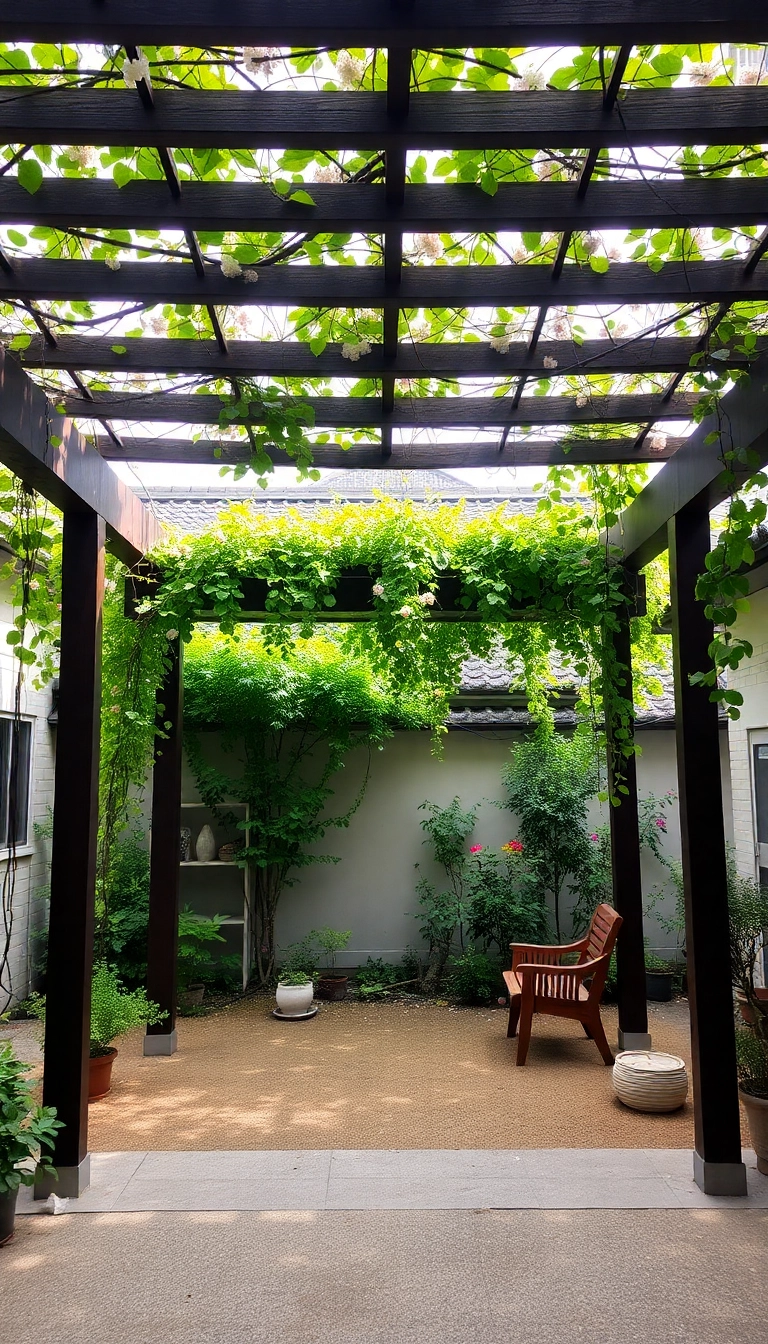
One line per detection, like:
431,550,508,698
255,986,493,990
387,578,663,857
0,3,765,1205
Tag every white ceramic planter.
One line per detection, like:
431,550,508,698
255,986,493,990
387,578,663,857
275,981,314,1017
739,1087,768,1175
195,824,216,862
612,1050,689,1113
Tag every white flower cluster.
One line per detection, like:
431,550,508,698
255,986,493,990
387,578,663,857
418,591,436,606
413,233,444,261
576,392,589,408
534,156,556,181
336,51,364,90
341,340,371,361
221,254,243,279
688,61,717,86
105,256,121,271
243,47,281,78
650,433,668,452
739,68,764,85
518,66,545,91
410,322,430,342
489,332,512,354
122,52,151,88
67,145,95,169
542,355,558,370
550,316,570,339
166,628,179,640
372,583,385,597
314,163,343,184
243,269,260,284
582,232,601,257
144,315,167,336
398,605,413,618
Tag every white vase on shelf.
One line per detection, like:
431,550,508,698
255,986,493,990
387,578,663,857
195,824,216,862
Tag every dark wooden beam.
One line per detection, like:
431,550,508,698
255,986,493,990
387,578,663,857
5,258,767,308
0,344,161,564
144,644,183,1058
606,597,650,1051
38,510,105,1199
2,88,768,151
4,1,764,46
13,333,750,379
610,353,768,569
63,390,699,429
98,435,682,467
2,178,767,233
668,496,746,1196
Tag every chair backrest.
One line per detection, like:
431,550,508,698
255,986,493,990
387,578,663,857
581,903,622,963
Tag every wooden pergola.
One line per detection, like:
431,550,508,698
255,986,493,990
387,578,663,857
0,3,765,1199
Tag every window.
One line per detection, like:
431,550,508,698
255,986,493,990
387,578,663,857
0,717,32,850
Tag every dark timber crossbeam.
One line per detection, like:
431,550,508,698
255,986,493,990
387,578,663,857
13,334,752,380
4,259,766,308
4,1,764,46
2,88,767,152
610,353,768,569
0,345,161,564
1,179,766,232
62,391,699,429
97,435,682,467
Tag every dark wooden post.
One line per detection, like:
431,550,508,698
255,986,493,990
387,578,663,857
606,596,651,1050
668,498,747,1196
144,641,183,1055
38,510,105,1198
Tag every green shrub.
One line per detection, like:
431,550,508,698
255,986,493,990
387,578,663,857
736,1027,768,1100
177,907,226,991
466,848,549,956
447,948,499,1005
89,963,166,1054
0,1043,61,1196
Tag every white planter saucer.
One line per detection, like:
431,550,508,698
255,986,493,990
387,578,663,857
272,1005,319,1020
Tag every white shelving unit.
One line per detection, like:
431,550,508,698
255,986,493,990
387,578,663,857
180,801,251,988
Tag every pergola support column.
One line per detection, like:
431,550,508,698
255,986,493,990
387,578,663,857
144,642,183,1055
37,510,105,1199
606,598,651,1051
668,499,747,1197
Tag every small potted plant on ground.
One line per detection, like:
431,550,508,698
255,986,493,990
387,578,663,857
32,962,165,1100
0,1042,61,1245
644,950,675,1002
736,1023,768,1175
275,938,317,1017
177,907,226,1009
314,927,352,1000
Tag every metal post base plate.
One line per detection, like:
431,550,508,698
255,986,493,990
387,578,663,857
618,1030,652,1051
693,1152,748,1196
35,1153,91,1200
143,1028,178,1057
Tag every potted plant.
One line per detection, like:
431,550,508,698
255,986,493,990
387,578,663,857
0,1043,61,1245
32,962,165,1100
726,860,768,1024
736,1025,768,1175
275,972,315,1017
644,950,675,1002
177,907,226,1008
314,926,352,1000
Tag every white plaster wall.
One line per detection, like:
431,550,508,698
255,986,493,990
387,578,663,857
0,585,56,1006
180,724,732,967
727,585,768,880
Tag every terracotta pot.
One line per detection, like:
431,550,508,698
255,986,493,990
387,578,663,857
316,975,349,1002
645,970,674,1002
735,986,768,1026
275,982,314,1017
88,1047,117,1102
739,1087,768,1175
0,1187,18,1246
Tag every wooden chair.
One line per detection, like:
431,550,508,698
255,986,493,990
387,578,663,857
503,903,623,1066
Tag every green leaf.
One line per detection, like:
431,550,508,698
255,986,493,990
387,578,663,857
288,189,316,207
17,159,43,195
589,255,609,274
9,334,31,351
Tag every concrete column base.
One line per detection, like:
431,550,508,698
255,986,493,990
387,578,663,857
618,1030,652,1051
143,1028,178,1057
693,1152,748,1196
35,1153,91,1200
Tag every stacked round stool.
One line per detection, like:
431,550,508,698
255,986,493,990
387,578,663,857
612,1050,689,1112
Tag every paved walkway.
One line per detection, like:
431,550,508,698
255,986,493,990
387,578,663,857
4,1206,768,1344
17,1147,768,1212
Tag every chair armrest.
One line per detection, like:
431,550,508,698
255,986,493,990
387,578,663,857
516,953,608,979
510,937,587,970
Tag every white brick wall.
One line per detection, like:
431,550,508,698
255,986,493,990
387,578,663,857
728,587,768,882
0,586,56,1007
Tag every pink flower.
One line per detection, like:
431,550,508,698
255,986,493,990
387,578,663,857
590,833,599,842
655,817,666,830
470,845,483,854
501,839,524,854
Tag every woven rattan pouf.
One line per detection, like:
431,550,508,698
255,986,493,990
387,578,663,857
612,1050,689,1113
